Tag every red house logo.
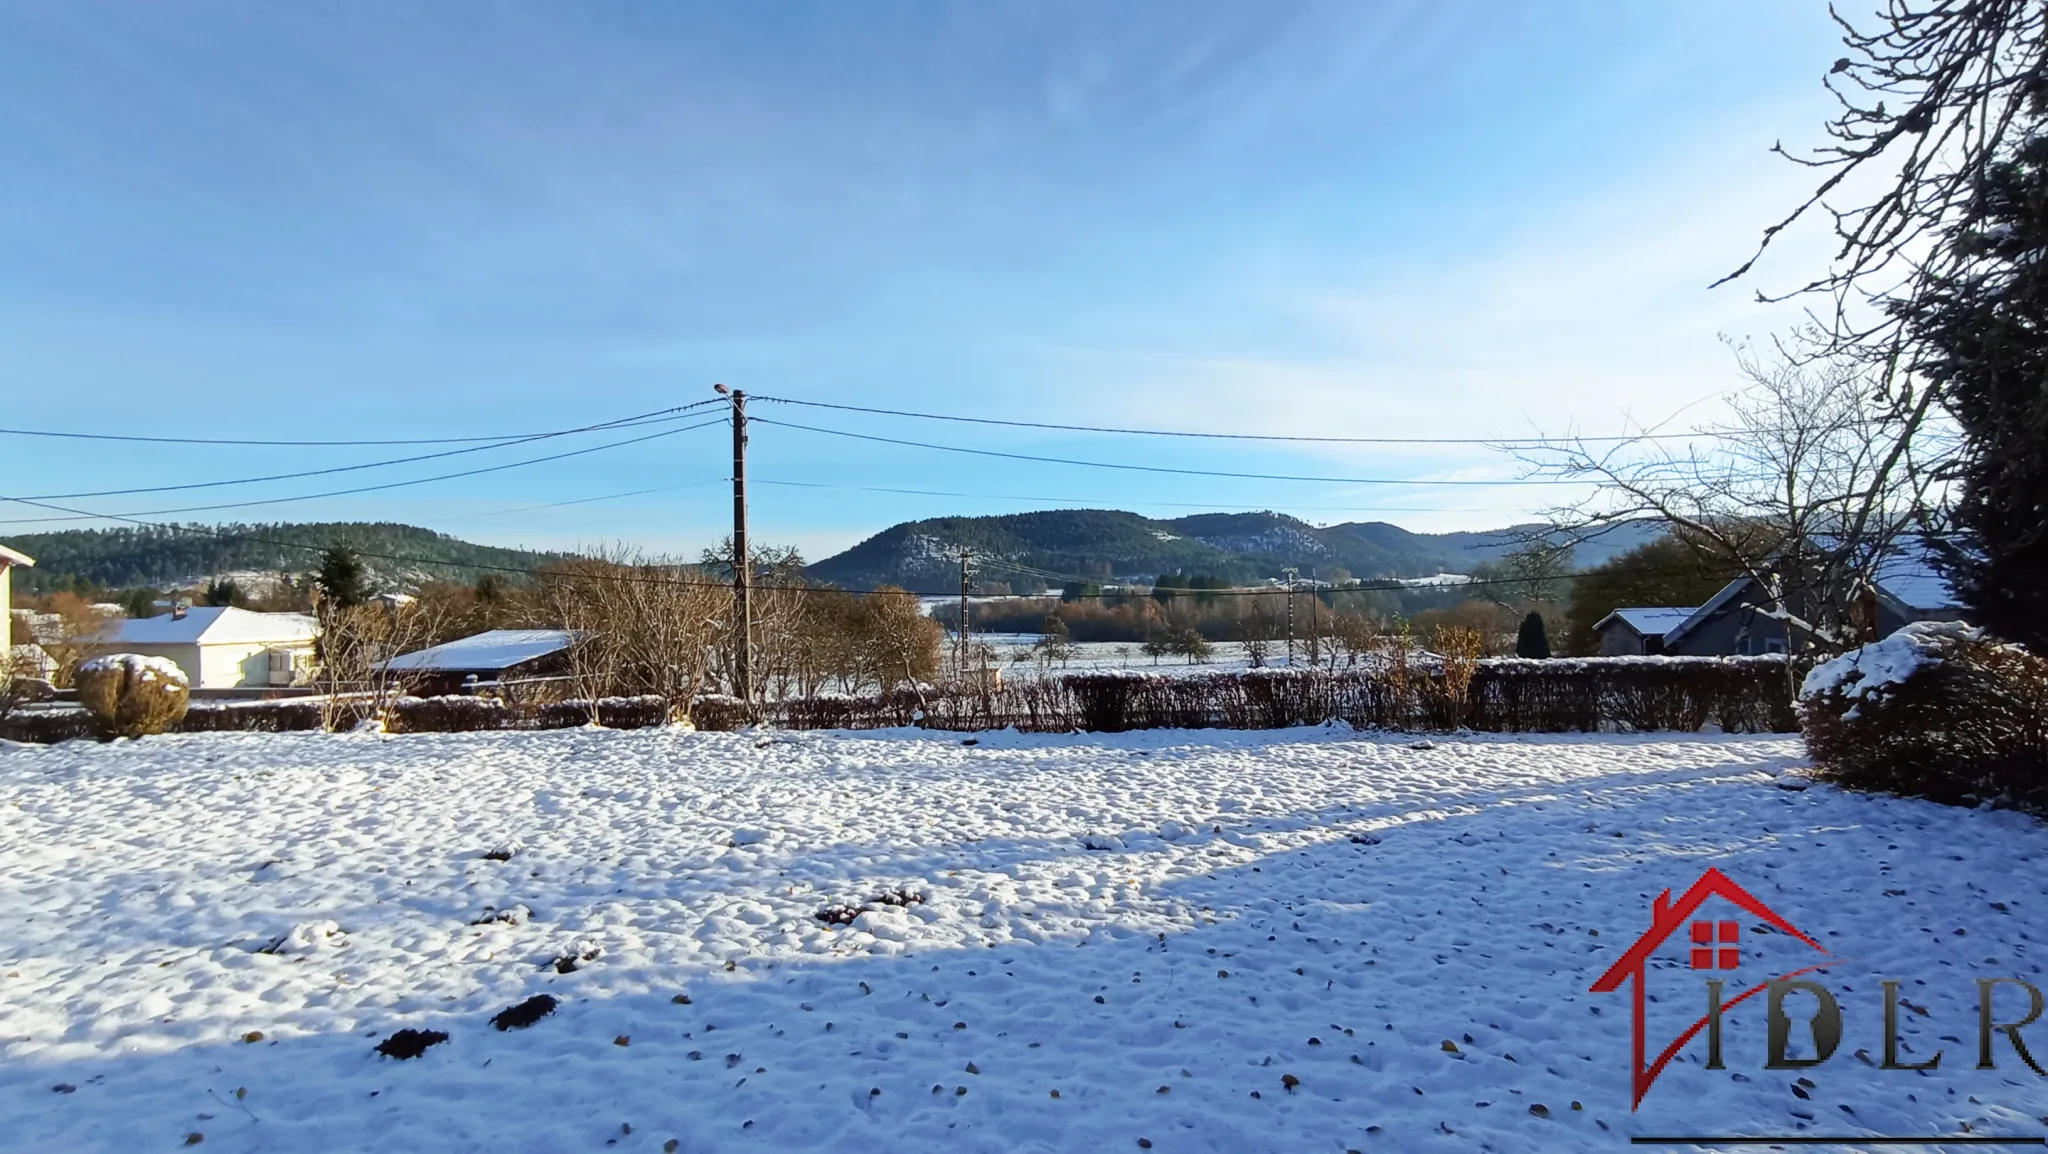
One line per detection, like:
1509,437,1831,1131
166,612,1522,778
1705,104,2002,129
1588,867,1834,1108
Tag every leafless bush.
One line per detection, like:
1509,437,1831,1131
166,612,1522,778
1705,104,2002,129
316,597,454,731
535,550,727,724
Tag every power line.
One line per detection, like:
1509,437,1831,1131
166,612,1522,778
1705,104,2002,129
3,493,1707,602
0,418,727,525
0,398,724,448
749,478,1489,514
11,407,714,502
750,417,1577,487
753,395,1713,446
431,478,730,523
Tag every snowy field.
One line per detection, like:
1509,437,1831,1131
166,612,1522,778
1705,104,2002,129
983,636,1264,675
4,727,2047,1152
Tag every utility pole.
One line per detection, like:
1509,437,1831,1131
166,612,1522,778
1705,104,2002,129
1306,571,1320,669
957,548,973,681
721,384,752,706
1281,567,1298,667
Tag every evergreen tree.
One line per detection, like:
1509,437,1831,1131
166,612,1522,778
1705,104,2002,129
201,577,242,608
316,546,371,610
1562,537,1738,655
1898,135,2048,650
474,573,508,604
1515,611,1551,659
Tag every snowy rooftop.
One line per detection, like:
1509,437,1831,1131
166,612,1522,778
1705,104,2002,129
382,629,578,672
1597,607,1697,636
1876,549,1961,612
95,606,318,646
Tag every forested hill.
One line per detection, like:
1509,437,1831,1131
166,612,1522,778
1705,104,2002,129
5,522,559,593
804,509,1660,594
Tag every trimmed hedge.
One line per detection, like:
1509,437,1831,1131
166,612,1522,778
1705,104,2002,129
694,656,1800,735
0,656,1803,742
1,707,95,743
180,700,330,732
537,695,671,730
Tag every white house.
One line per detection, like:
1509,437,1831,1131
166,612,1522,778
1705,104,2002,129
89,605,320,689
0,542,31,654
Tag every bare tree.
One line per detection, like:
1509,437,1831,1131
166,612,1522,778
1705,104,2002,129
1527,347,1940,653
25,592,114,688
538,549,727,724
317,597,453,731
1728,2,2046,360
846,589,942,693
1473,541,1576,607
1721,0,2047,562
539,559,622,713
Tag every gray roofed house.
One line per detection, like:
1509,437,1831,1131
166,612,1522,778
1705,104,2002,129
1658,548,1963,657
1593,607,1698,656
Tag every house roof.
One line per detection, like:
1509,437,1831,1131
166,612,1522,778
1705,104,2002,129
1662,544,1963,645
1874,550,1961,613
96,606,318,647
382,629,577,673
0,543,33,567
1593,607,1697,637
1663,577,1754,646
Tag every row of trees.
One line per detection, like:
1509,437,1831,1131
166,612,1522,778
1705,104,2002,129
307,544,945,724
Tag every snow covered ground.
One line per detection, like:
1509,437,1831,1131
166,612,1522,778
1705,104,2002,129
4,727,2047,1152
983,636,1264,675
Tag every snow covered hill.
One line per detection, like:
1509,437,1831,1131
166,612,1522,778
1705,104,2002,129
2,728,2044,1151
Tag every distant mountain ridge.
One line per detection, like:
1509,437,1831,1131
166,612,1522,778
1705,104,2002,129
804,509,1660,594
2,512,1662,598
7,522,560,593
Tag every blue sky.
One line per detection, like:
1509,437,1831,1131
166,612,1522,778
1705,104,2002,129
0,2,1846,562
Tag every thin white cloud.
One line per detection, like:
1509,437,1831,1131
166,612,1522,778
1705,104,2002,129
1079,107,1838,454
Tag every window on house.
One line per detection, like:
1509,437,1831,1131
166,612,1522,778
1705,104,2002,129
1764,638,1786,654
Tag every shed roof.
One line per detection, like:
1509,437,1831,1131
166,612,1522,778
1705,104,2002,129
0,543,34,567
382,629,577,673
